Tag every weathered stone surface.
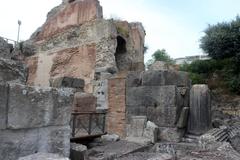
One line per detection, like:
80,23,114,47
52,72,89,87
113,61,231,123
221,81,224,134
177,107,189,128
127,86,177,127
19,153,69,160
7,83,74,129
158,127,184,143
141,70,190,87
127,116,147,137
230,133,240,153
143,121,159,143
0,58,27,83
107,76,126,137
101,134,120,142
50,76,85,90
0,126,70,160
0,82,8,129
35,0,103,40
148,61,175,71
73,92,96,112
93,79,108,110
188,85,211,135
126,71,143,87
0,37,12,58
70,143,87,160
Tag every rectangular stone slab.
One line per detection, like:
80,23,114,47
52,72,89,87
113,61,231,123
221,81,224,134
126,86,177,107
141,70,190,87
7,83,74,129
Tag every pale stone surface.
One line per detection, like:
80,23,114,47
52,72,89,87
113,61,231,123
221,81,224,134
93,79,108,110
127,116,147,137
143,121,159,143
188,85,211,135
18,153,69,160
101,134,120,142
7,83,74,129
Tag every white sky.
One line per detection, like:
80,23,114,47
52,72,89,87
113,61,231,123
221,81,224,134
0,0,239,61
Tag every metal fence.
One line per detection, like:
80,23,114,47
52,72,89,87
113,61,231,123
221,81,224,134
70,112,106,138
0,36,17,46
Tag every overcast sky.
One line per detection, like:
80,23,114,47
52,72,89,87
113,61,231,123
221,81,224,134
0,0,239,61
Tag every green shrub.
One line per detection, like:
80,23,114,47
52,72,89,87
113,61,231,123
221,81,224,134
189,73,206,84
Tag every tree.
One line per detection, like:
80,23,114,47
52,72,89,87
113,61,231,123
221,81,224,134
146,49,174,68
200,16,240,59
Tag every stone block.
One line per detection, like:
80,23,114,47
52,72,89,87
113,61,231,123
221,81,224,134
0,82,8,129
73,92,96,112
188,85,211,135
126,71,143,87
158,127,184,143
143,121,159,143
19,153,69,160
0,126,70,160
93,80,108,110
142,70,190,87
50,77,85,90
37,126,71,157
126,86,177,107
70,143,87,160
127,116,147,137
7,83,74,129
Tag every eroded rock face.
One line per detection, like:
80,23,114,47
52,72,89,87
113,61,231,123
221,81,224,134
0,58,28,84
0,37,12,59
33,0,103,41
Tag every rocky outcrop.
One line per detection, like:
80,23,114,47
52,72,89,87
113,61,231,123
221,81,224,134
33,0,103,41
0,37,13,59
0,58,27,84
0,83,74,160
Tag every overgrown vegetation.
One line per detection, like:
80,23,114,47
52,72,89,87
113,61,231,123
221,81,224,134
146,49,174,68
180,16,240,94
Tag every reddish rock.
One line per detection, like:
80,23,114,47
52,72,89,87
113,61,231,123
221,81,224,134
107,75,126,137
36,0,103,40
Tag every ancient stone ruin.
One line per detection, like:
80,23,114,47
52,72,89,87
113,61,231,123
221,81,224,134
0,0,240,160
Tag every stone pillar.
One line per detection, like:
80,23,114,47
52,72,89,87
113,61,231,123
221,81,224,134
107,75,126,137
188,85,211,135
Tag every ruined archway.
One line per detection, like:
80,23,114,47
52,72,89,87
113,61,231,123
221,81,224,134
115,36,127,71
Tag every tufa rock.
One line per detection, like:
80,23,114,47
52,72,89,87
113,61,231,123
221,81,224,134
101,134,120,142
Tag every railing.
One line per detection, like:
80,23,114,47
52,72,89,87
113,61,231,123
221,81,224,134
70,112,106,138
0,36,17,46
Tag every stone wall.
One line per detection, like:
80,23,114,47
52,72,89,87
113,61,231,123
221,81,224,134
125,70,191,142
25,0,145,97
0,83,74,160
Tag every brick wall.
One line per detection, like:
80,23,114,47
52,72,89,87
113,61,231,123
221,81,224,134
107,76,126,137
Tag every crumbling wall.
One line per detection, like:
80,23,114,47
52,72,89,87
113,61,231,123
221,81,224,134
0,83,74,160
25,0,145,98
